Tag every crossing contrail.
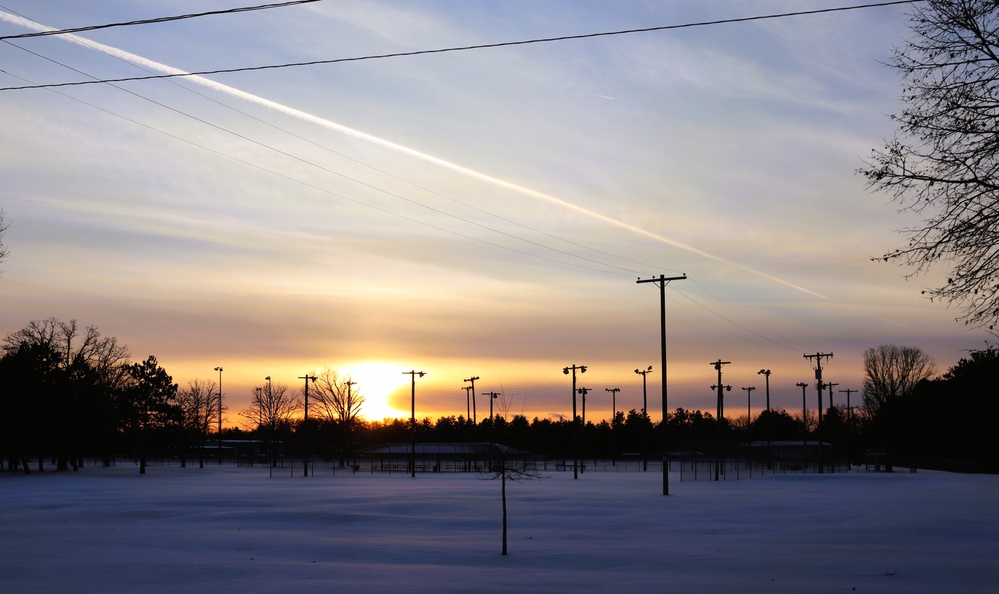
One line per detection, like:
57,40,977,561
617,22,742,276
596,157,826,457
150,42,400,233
1,10,825,299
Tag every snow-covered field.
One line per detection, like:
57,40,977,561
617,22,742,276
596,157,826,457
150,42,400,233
1,465,996,593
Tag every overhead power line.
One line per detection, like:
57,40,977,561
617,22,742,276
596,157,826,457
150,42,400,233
0,0,321,41
0,1,920,92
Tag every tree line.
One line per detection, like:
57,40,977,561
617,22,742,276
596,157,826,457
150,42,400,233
1,318,996,474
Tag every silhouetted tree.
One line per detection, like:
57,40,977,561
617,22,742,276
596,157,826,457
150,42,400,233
0,340,61,473
123,356,178,475
862,0,999,328
176,379,219,468
862,344,936,470
862,345,936,420
240,381,300,467
2,318,130,469
310,368,364,464
899,347,999,470
481,454,546,556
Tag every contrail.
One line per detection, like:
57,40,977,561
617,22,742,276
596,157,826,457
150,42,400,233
0,10,825,299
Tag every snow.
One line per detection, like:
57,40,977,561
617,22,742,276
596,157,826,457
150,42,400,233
1,465,996,593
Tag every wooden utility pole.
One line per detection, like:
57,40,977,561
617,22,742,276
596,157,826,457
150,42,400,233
298,374,316,477
606,387,620,466
711,359,731,480
403,370,426,478
635,366,653,472
563,364,587,479
636,274,687,495
463,376,479,424
804,353,833,472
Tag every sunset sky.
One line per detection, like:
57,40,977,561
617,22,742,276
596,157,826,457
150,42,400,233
0,1,987,426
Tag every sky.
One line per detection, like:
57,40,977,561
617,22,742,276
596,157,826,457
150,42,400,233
0,0,990,425
2,466,997,592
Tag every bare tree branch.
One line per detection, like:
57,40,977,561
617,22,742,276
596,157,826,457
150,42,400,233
862,1,999,329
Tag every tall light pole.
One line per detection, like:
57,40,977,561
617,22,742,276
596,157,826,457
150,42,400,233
741,386,757,443
265,376,273,468
578,387,590,472
403,370,426,478
606,388,620,466
758,369,772,466
463,376,479,424
299,373,316,477
563,364,586,480
710,358,731,481
214,366,223,465
635,366,653,472
483,391,501,468
636,273,687,496
797,381,809,468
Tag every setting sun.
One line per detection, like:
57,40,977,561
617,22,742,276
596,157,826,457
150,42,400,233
343,361,414,422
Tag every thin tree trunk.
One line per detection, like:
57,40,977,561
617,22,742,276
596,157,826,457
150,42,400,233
501,469,508,556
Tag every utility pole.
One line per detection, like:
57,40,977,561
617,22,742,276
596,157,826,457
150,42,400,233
796,381,809,467
636,273,687,495
298,373,316,477
463,385,472,423
483,391,501,469
403,370,426,478
741,386,756,440
840,388,858,427
563,364,587,480
711,359,731,481
578,387,591,472
345,379,356,467
841,387,858,467
463,376,479,425
634,366,653,472
826,382,840,410
214,366,223,466
804,352,833,473
758,369,772,465
606,388,620,466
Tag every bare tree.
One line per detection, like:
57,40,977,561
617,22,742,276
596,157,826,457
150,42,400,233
862,1,999,329
176,379,219,468
311,367,364,426
240,381,300,466
480,453,546,556
862,344,936,420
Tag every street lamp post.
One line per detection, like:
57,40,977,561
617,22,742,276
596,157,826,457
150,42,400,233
264,376,274,468
483,391,501,468
578,387,590,472
403,370,426,478
634,366,652,471
563,364,587,480
214,366,223,465
299,373,316,477
741,386,756,441
758,369,773,467
606,388,620,466
796,381,809,469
